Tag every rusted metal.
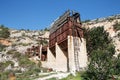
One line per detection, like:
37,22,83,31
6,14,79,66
25,46,40,57
50,10,70,34
25,45,48,61
49,10,83,48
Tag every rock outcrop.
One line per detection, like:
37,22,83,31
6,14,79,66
82,14,120,56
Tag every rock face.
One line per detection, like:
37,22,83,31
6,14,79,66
82,14,120,56
0,39,12,46
0,52,12,62
0,52,20,71
7,30,49,54
0,29,49,72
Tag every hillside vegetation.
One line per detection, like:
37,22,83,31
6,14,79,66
0,25,10,38
0,14,120,80
0,26,49,80
82,27,120,80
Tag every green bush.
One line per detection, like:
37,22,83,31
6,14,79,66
61,72,82,80
15,55,41,79
82,20,91,23
107,17,115,22
19,55,35,68
0,43,6,51
1,49,42,80
7,50,17,54
0,25,10,38
48,78,57,80
84,26,110,55
83,27,119,80
113,23,120,31
0,61,14,72
0,70,11,80
117,32,120,38
7,50,21,58
18,43,31,46
44,27,49,31
16,65,41,80
40,40,48,45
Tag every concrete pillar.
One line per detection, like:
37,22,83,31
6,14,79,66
73,37,81,71
68,36,76,73
43,47,56,69
39,44,42,60
79,38,88,69
55,43,67,72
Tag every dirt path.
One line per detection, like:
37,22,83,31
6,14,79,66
35,72,70,80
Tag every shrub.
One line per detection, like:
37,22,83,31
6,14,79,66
0,43,6,51
16,65,41,79
7,50,21,58
61,72,82,80
82,20,91,23
7,50,17,54
84,26,110,55
117,32,120,38
13,53,42,79
0,61,14,72
19,55,35,68
18,43,31,46
40,40,48,45
0,70,11,80
83,27,117,80
44,28,49,31
0,25,10,38
113,23,120,31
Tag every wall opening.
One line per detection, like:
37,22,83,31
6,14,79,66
41,46,47,61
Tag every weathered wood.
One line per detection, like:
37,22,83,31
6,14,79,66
50,10,70,34
49,10,83,48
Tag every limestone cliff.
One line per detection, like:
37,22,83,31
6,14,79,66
82,14,120,56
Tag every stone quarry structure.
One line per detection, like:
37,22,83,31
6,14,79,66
26,10,88,72
42,10,87,72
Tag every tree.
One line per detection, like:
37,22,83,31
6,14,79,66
113,54,120,77
82,26,116,80
44,27,49,31
82,19,91,23
84,26,111,56
0,25,10,38
84,46,115,80
113,22,120,31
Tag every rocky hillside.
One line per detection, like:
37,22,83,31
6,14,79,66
82,14,120,56
6,29,49,53
0,28,50,79
0,29,49,65
0,14,120,79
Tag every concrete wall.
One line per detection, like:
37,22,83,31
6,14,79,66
42,47,56,70
42,36,88,72
68,36,76,72
68,36,88,72
55,43,67,72
79,38,88,69
73,37,81,71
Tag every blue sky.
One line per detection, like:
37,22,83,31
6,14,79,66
0,0,120,30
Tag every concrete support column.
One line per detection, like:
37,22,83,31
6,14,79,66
79,38,88,69
55,43,67,72
39,45,42,60
68,36,76,73
44,47,56,69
